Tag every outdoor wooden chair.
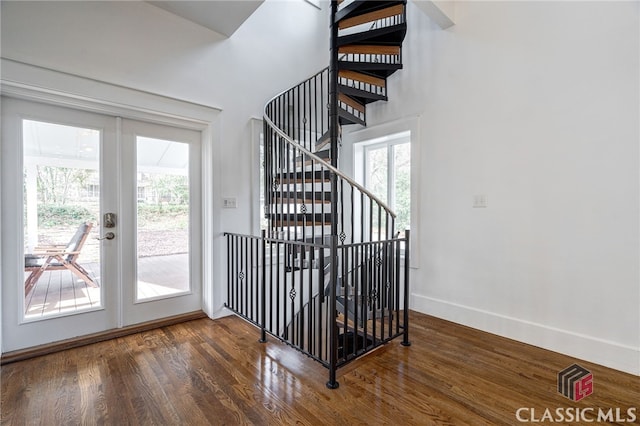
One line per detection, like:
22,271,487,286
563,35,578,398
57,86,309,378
24,222,99,296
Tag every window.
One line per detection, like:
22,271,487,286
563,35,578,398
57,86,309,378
252,119,267,234
259,132,267,231
86,184,100,198
359,131,411,238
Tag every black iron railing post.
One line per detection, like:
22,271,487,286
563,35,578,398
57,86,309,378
326,0,341,390
402,229,411,347
327,234,340,389
329,0,339,173
329,0,340,237
259,229,267,343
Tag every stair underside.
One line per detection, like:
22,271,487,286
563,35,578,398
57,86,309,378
338,61,402,78
339,107,366,126
339,84,386,104
337,23,407,47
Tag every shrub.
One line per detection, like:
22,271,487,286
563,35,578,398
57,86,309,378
38,205,93,227
137,203,189,228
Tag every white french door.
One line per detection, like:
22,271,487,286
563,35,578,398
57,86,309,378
120,119,202,326
1,98,202,351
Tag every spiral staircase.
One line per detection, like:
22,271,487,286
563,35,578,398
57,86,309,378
225,0,410,388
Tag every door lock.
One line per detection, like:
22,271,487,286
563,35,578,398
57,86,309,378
104,212,116,228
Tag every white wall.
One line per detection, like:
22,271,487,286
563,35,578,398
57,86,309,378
345,1,640,375
2,0,638,375
1,0,330,318
1,0,329,234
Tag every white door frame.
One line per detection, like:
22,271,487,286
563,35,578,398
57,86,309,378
120,118,202,326
1,59,223,353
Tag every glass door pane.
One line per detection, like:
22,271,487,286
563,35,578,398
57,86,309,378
22,120,102,319
393,142,411,237
365,145,389,240
136,137,190,301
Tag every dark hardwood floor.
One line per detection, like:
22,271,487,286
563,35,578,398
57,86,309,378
1,311,638,425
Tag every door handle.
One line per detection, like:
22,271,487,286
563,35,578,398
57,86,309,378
97,232,115,240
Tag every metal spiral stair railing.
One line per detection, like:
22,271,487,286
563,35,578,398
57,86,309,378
226,0,410,389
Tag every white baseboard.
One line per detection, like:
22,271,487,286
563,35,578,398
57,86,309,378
411,293,640,376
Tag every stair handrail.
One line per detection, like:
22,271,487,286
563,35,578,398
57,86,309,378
263,68,396,221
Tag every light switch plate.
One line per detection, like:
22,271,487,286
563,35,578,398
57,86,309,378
223,197,237,208
473,195,488,208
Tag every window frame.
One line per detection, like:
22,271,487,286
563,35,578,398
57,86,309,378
362,136,411,235
345,117,420,268
251,118,266,236
357,131,411,238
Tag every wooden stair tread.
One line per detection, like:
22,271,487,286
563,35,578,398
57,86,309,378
338,44,401,56
338,3,404,30
338,93,365,113
339,70,386,88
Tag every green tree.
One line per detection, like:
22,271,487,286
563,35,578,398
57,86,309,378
36,166,90,205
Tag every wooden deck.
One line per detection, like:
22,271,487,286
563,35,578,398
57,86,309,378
24,253,189,319
2,311,638,424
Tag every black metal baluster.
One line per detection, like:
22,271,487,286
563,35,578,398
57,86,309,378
300,243,306,349
276,241,281,336
369,199,373,243
249,237,254,320
350,187,354,245
362,241,369,349
242,236,247,316
268,237,274,334
377,205,382,242
234,235,239,314
307,242,314,355
395,234,401,336
260,230,267,342
381,241,388,340
235,234,240,309
224,233,233,309
294,146,299,248
353,242,359,342
283,134,288,241
263,122,270,237
360,193,365,245
402,230,411,347
371,242,378,346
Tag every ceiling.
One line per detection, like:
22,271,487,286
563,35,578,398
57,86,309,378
146,0,265,37
23,120,188,174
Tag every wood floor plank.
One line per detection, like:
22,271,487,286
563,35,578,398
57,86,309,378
2,312,638,425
